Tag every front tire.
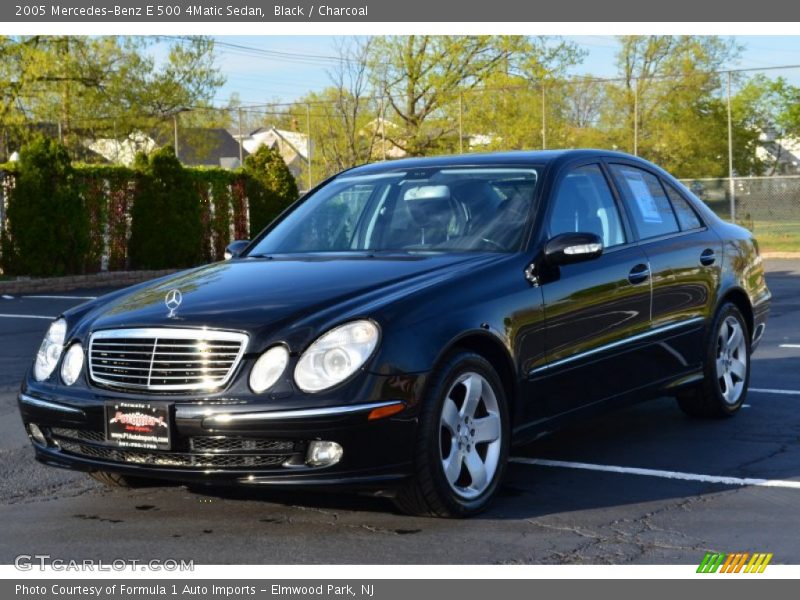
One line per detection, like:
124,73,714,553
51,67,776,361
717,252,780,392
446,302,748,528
394,351,509,517
677,302,751,418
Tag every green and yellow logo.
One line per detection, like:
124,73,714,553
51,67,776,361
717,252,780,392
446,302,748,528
697,552,773,573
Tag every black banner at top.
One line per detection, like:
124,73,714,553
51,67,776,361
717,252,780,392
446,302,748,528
2,0,798,22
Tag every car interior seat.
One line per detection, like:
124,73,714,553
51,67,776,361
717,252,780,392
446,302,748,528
404,185,457,245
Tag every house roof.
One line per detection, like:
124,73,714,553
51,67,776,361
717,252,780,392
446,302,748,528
154,127,247,166
246,126,309,161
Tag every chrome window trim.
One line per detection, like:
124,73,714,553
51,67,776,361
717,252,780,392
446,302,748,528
203,400,401,426
528,317,705,377
88,328,249,392
19,393,84,415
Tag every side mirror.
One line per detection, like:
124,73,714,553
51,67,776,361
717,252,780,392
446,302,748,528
224,240,250,260
543,232,603,266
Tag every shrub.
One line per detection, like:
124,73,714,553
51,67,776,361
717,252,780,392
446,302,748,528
74,165,136,272
243,145,299,234
1,137,90,276
188,168,237,262
0,141,303,276
128,146,204,269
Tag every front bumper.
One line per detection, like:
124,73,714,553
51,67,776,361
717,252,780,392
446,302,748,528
18,385,421,491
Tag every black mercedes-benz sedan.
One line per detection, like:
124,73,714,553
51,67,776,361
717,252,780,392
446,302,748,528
18,150,770,517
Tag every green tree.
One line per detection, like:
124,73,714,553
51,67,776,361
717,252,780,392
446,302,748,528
369,36,584,156
1,137,90,276
368,36,517,155
0,36,225,161
128,146,204,269
243,145,299,234
286,38,382,184
734,75,800,175
600,36,746,176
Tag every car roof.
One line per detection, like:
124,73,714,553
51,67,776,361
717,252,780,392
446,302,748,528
343,149,649,176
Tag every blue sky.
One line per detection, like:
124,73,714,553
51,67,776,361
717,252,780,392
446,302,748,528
183,35,800,105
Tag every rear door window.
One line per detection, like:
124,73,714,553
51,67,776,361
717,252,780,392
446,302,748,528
664,183,703,231
610,165,680,240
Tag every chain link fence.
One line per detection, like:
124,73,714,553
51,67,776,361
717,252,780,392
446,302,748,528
680,176,800,253
6,61,800,252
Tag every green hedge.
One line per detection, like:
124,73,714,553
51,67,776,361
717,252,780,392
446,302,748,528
244,145,299,233
0,138,298,276
1,138,90,277
129,147,204,269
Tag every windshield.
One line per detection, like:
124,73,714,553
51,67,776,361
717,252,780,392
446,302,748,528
246,167,539,255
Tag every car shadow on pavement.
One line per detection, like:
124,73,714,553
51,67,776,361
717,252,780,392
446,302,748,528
176,364,800,520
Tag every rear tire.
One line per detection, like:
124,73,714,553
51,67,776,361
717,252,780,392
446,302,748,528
394,351,509,517
677,302,750,418
89,471,160,488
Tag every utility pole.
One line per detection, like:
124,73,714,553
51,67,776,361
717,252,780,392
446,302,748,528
173,113,180,161
172,107,191,163
541,84,547,150
727,70,736,222
306,103,312,190
237,107,244,165
633,77,639,157
458,92,464,154
380,96,387,161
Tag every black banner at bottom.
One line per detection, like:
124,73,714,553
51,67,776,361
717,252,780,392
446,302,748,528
3,579,795,600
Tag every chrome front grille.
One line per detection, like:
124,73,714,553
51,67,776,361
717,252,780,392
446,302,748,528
88,328,248,392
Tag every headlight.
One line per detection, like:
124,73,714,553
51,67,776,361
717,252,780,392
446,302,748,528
60,343,85,386
294,320,379,392
33,319,67,382
249,345,289,393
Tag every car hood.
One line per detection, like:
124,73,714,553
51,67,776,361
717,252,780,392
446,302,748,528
81,253,500,341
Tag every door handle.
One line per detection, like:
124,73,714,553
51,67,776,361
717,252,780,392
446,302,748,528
628,264,650,285
700,248,716,266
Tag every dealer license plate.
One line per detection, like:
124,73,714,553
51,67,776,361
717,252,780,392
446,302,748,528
105,401,171,450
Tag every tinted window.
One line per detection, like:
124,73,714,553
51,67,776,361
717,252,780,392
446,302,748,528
664,183,703,230
548,164,626,248
247,168,539,255
610,165,680,239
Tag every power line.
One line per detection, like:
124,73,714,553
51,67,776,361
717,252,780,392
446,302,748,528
11,60,800,127
164,36,353,68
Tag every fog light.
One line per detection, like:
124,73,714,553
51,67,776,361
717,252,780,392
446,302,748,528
28,423,46,445
306,440,343,467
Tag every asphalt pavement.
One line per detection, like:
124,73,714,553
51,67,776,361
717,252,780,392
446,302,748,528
0,262,798,565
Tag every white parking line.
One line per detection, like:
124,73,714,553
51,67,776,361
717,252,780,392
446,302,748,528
509,457,800,490
0,314,54,320
750,388,800,396
22,295,96,300
779,344,800,349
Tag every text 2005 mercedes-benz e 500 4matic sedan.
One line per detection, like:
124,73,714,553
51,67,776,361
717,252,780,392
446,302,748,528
18,150,770,517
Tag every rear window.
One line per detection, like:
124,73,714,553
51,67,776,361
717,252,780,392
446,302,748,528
664,184,703,231
610,165,680,239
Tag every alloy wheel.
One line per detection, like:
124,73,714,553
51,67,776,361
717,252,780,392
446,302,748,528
438,371,502,499
715,315,748,405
